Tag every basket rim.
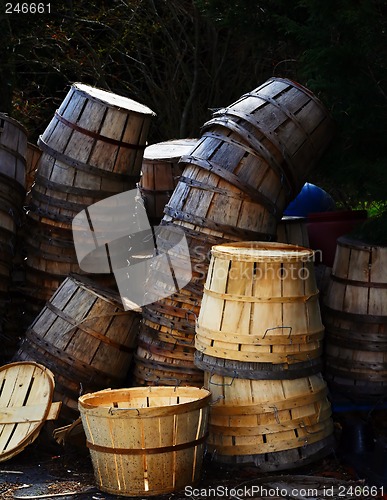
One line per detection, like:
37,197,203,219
211,241,314,261
78,386,211,416
72,82,156,116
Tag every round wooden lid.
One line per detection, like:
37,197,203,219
0,361,57,462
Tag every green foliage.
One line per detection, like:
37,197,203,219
350,210,387,245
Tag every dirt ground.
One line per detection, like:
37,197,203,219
1,411,386,500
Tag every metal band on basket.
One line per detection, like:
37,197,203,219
179,153,280,214
54,111,147,151
86,433,208,455
38,137,140,182
163,205,275,240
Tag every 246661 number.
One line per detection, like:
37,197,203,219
5,3,51,14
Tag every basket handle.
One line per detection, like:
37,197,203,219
207,372,236,387
263,326,292,339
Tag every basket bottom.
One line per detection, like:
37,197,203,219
207,434,336,472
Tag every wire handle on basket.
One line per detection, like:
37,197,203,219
299,421,322,436
263,326,292,339
270,405,280,424
210,395,225,406
166,312,196,346
167,329,195,346
109,406,140,415
207,372,236,387
144,372,182,388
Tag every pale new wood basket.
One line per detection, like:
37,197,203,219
204,372,334,470
78,386,211,497
0,361,61,462
195,242,324,373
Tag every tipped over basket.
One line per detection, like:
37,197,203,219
78,386,211,497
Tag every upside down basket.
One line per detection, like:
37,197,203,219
79,386,211,496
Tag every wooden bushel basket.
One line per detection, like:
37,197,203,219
163,133,281,241
195,242,324,374
323,236,387,399
27,151,136,229
204,372,334,470
140,138,197,223
276,216,310,247
78,386,210,496
204,77,334,194
15,274,140,421
132,354,204,388
0,113,27,188
38,82,155,177
0,361,61,462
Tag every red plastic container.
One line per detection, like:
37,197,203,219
306,210,367,267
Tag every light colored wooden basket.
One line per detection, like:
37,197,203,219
195,242,324,366
38,83,155,177
140,138,197,223
78,386,210,496
323,236,387,399
0,113,27,188
276,216,310,247
0,361,61,462
15,274,140,421
204,372,334,470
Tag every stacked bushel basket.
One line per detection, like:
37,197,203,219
133,77,335,395
14,84,156,422
21,83,155,323
0,114,27,362
323,236,387,403
195,242,335,470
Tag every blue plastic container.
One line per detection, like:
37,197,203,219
284,182,335,217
